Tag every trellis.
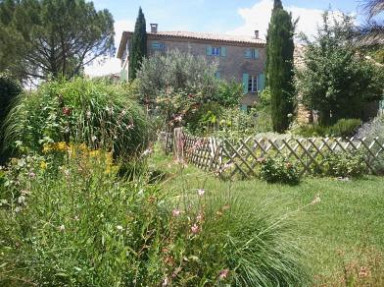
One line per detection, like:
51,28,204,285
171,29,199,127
173,128,384,179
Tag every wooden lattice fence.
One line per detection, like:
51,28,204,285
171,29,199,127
173,128,384,179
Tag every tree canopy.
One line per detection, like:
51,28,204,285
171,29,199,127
266,0,295,133
0,0,115,80
129,7,147,81
297,12,384,125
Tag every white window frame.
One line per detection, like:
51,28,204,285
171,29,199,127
248,76,258,93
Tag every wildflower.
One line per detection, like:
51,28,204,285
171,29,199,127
62,107,71,116
287,113,293,118
162,277,169,287
191,223,200,234
126,123,134,130
172,209,181,217
28,172,36,178
116,225,124,231
56,142,67,152
17,195,26,205
142,148,152,157
74,215,80,221
174,115,182,122
92,136,97,142
59,225,65,231
15,206,22,213
121,109,127,116
197,189,205,196
218,269,230,280
286,162,292,169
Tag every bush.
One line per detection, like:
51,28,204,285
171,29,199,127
356,114,384,141
322,152,367,178
293,119,362,138
328,118,362,138
4,78,150,159
0,74,21,164
260,157,301,185
184,102,223,135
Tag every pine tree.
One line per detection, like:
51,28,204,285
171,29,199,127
129,7,147,81
266,0,295,133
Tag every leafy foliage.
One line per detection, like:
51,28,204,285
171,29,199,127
322,152,367,178
260,157,301,185
297,11,384,125
129,7,147,81
266,0,295,133
4,78,150,159
0,0,114,80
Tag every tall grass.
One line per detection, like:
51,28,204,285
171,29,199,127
4,78,150,159
0,147,310,286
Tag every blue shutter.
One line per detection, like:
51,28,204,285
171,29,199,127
206,45,212,56
215,71,221,79
258,73,265,92
152,42,160,49
254,49,259,59
242,73,249,94
244,49,252,59
241,104,248,112
221,47,227,57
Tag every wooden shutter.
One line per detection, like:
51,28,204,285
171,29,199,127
258,73,265,92
244,49,252,59
242,73,249,94
221,47,227,57
254,49,259,59
206,46,212,56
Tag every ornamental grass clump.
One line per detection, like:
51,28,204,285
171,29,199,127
4,78,150,159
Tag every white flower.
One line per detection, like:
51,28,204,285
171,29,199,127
59,225,65,231
15,206,22,213
197,189,205,196
17,195,26,204
142,148,152,157
116,225,124,231
172,209,181,217
92,136,97,142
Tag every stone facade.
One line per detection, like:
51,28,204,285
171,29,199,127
116,28,267,108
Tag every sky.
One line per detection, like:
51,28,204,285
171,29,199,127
84,0,369,77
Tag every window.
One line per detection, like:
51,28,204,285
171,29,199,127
151,41,165,51
248,76,258,93
207,46,227,57
244,48,259,59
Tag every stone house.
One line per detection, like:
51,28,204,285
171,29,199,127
116,24,267,109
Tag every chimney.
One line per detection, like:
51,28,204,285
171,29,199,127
254,30,259,39
151,23,158,34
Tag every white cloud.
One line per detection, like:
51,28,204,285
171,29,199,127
85,19,134,78
227,0,325,40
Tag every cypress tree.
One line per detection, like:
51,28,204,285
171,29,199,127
266,0,295,133
129,7,147,81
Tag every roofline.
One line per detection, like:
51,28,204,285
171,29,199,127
116,31,266,59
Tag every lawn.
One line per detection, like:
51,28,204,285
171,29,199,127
151,150,384,286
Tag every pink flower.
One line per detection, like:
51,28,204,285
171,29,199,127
197,189,205,196
218,269,229,280
191,223,199,234
196,213,203,221
172,209,181,217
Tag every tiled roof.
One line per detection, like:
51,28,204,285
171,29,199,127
152,31,266,44
117,30,266,59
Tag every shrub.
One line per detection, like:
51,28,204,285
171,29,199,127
4,78,150,159
322,152,367,178
184,102,223,135
356,114,384,141
0,74,21,164
260,157,301,185
328,118,362,138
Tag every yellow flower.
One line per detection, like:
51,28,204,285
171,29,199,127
43,144,52,153
40,161,47,170
55,142,67,152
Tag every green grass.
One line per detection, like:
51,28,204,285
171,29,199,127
151,149,384,286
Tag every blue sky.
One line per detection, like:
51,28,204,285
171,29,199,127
85,0,369,76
